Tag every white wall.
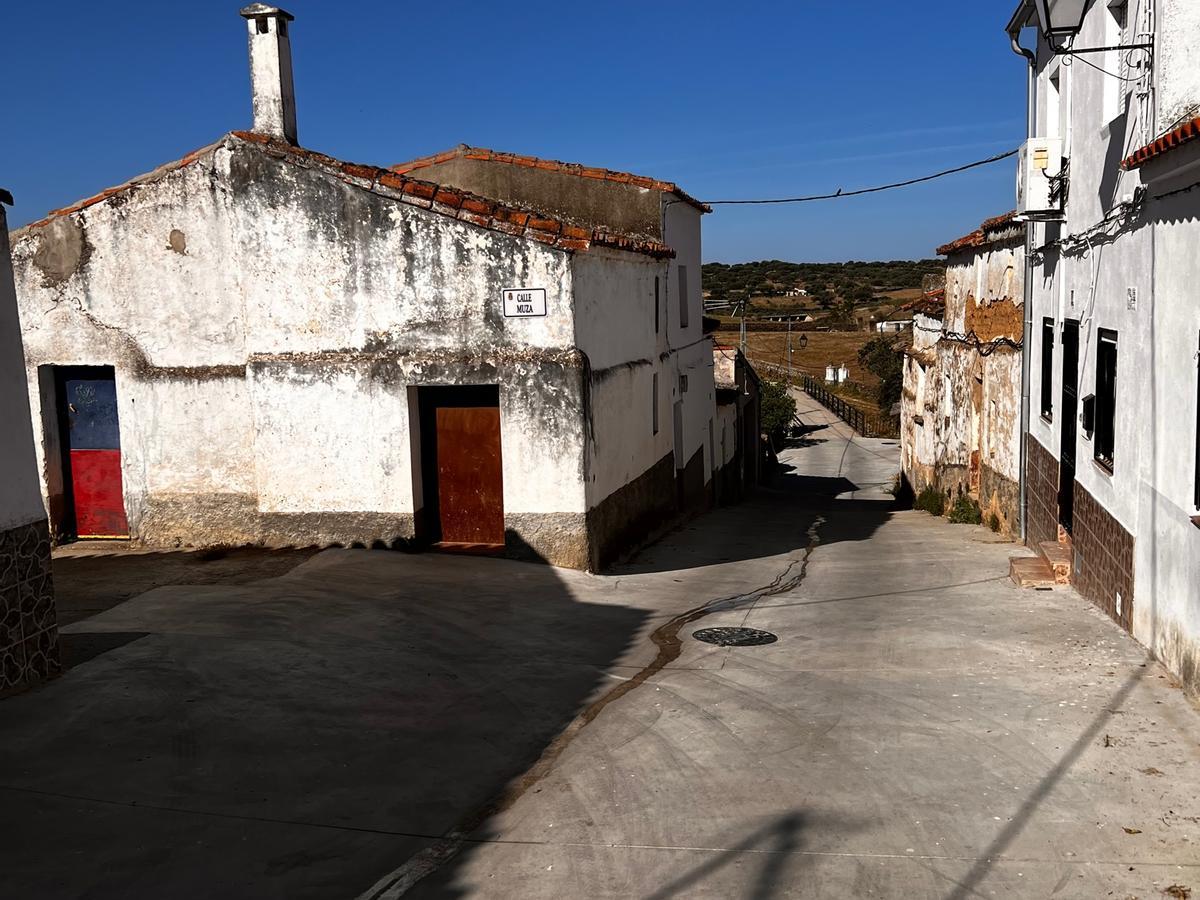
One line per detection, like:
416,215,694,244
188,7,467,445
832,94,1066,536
0,204,45,532
1159,0,1200,130
573,204,717,511
1024,0,1200,691
10,135,590,537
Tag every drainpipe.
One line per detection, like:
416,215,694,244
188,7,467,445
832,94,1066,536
1009,12,1036,544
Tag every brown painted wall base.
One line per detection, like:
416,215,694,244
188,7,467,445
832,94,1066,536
0,519,61,697
1024,436,1060,551
586,452,678,572
1072,481,1135,633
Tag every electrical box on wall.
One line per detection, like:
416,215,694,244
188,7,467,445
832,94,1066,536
1017,138,1064,220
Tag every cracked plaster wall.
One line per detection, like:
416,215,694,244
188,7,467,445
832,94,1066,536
9,139,599,557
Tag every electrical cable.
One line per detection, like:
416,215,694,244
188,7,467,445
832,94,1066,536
702,148,1018,206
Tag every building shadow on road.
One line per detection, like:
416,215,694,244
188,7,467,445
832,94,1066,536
0,549,652,900
616,464,897,576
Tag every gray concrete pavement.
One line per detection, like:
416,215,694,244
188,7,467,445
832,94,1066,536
2,392,1198,899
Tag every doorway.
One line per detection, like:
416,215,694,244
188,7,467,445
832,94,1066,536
418,386,504,547
1058,319,1080,534
55,366,129,539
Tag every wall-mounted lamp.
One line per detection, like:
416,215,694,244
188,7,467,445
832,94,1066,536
1033,0,1152,56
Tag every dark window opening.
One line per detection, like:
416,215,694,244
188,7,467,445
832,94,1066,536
255,16,269,34
654,276,660,334
652,373,659,435
678,266,690,329
1041,318,1054,420
1095,329,1117,471
1195,331,1200,509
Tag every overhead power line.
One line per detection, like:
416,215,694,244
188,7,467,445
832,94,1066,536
703,148,1019,206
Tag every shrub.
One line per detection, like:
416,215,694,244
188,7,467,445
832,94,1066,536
948,495,983,525
988,512,1002,533
760,380,797,447
915,486,945,515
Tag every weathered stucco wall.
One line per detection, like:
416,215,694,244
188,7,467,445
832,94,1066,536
11,136,594,565
902,237,1023,533
400,157,665,239
1159,0,1200,130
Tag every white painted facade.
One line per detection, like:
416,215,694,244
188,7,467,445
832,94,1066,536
0,200,44,534
901,222,1024,532
1013,0,1200,692
9,2,728,573
10,129,724,571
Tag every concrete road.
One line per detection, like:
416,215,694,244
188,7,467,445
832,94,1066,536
2,393,1198,899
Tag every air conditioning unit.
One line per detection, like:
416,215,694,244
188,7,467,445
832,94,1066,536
1016,137,1064,220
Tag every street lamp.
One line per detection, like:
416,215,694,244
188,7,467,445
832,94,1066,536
1031,0,1153,55
1033,0,1087,47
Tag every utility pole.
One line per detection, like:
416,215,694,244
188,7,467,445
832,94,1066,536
738,299,747,356
786,317,793,384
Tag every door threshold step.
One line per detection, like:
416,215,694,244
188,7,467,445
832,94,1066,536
1037,540,1073,584
431,541,506,557
1010,555,1057,588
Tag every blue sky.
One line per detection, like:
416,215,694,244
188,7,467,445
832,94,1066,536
1,1,1026,262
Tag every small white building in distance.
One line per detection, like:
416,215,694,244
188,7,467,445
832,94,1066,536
9,5,727,572
0,190,59,696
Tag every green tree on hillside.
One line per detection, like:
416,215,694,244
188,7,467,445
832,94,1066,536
858,336,905,411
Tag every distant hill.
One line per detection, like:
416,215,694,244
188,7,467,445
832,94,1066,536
702,259,945,310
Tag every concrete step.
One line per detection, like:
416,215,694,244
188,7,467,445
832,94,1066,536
1010,555,1057,588
1038,540,1073,584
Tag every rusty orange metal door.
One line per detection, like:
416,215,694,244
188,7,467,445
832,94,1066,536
434,405,505,545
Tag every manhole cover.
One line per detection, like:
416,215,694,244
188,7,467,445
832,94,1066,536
692,627,778,647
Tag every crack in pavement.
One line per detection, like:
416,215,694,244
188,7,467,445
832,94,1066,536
356,517,827,900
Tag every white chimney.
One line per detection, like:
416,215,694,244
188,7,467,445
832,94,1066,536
239,4,298,145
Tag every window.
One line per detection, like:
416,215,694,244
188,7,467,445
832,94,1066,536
654,276,660,334
678,266,690,329
1095,329,1118,470
1047,67,1061,140
1104,1,1129,122
652,373,659,435
1041,318,1055,420
1195,332,1200,509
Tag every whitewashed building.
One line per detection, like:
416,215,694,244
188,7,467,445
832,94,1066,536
901,214,1025,534
1007,0,1200,692
0,191,59,695
9,5,725,572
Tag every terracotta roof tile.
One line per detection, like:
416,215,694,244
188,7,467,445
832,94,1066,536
390,144,713,213
936,210,1020,256
1122,115,1200,170
14,132,676,261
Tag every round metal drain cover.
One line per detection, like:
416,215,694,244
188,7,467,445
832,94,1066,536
693,627,778,647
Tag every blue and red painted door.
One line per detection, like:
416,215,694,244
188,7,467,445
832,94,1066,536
63,373,129,538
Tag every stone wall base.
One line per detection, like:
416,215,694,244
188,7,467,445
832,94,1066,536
0,519,60,698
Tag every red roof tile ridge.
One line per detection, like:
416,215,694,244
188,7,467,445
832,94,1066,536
231,133,674,259
1122,115,1200,170
936,209,1022,257
16,132,675,261
389,144,712,213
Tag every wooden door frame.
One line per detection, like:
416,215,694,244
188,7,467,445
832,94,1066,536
1058,319,1081,534
48,364,122,541
416,384,503,545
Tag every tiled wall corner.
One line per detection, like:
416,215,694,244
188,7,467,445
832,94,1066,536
0,519,60,697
